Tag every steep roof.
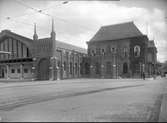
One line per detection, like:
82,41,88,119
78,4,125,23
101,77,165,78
37,38,87,54
89,22,143,42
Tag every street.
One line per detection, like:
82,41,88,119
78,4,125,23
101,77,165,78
0,78,166,122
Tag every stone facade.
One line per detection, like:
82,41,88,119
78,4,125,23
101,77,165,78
0,21,86,80
0,21,157,80
85,22,157,78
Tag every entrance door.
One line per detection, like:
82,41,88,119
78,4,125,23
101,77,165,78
123,62,128,74
38,59,49,80
2,69,4,78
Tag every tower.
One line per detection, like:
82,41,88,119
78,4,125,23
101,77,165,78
33,23,38,40
50,18,56,56
50,18,56,42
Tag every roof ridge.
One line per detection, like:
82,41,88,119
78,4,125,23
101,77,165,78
101,21,134,28
0,29,33,41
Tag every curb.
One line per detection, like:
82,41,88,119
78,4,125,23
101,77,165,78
159,94,167,122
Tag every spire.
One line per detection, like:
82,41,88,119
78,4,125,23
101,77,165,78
33,23,38,40
50,18,56,41
52,18,54,32
50,18,56,56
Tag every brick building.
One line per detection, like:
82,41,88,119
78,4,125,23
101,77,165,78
0,21,157,80
86,22,157,78
0,20,86,80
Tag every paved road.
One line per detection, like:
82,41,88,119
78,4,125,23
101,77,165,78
0,78,166,122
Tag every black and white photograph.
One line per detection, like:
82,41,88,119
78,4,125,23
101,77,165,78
0,0,167,122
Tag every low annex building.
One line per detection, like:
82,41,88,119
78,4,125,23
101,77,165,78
0,21,157,80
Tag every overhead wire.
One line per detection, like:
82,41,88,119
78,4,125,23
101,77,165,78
14,0,96,31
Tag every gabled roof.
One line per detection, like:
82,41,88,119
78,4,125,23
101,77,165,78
0,30,33,49
0,30,33,42
37,38,87,54
89,22,143,42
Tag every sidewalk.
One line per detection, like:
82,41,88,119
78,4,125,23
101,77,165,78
159,94,167,122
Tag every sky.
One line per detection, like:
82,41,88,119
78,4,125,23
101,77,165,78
0,0,167,63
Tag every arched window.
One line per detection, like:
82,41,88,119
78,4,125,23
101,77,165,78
134,45,140,57
101,49,105,55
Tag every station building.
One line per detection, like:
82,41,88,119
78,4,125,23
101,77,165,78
0,21,87,80
0,21,157,80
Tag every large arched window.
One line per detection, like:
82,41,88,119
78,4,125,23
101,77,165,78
134,45,140,57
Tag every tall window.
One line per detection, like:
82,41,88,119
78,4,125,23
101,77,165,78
27,48,29,57
80,63,83,74
92,50,95,56
70,62,72,74
112,47,116,53
134,45,140,57
102,49,105,55
123,47,128,57
63,61,66,71
75,63,77,74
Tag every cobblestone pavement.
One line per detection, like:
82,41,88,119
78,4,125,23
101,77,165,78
0,78,166,122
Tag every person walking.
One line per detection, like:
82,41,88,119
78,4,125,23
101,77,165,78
143,72,145,80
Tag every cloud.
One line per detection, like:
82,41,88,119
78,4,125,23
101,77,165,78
0,1,167,62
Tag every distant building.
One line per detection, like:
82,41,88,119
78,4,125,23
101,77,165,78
0,21,158,80
85,22,157,78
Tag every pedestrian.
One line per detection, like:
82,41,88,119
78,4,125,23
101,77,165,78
143,72,145,80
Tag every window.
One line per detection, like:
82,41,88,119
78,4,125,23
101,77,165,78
63,61,66,71
102,49,105,55
24,68,28,73
134,45,140,57
70,62,72,74
75,63,77,74
17,69,20,73
80,63,83,74
123,47,128,57
112,47,116,53
92,50,95,56
11,69,15,73
27,48,29,57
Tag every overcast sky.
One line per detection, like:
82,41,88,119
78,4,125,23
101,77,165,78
0,0,167,62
